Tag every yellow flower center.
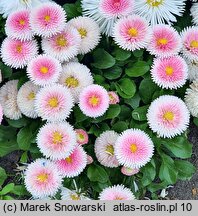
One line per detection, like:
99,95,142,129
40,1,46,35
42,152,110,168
114,196,124,200
65,76,79,88
65,156,72,163
40,66,49,74
27,92,35,100
157,38,168,46
78,133,85,140
16,44,22,53
130,144,138,153
163,111,174,121
147,0,163,7
190,40,198,48
44,15,51,22
70,194,80,200
165,66,174,76
89,95,100,106
105,144,114,156
56,35,67,47
37,173,48,183
128,28,138,37
78,28,87,38
19,19,25,25
52,131,63,145
48,97,59,108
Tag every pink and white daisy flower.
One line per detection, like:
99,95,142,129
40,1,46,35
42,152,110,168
115,129,154,169
113,15,151,51
0,104,3,124
147,24,182,57
147,95,190,138
27,55,62,86
37,122,77,160
95,130,119,168
24,158,63,199
30,2,66,38
5,9,33,41
151,56,188,89
0,37,38,69
99,185,135,200
75,129,89,145
34,84,74,122
181,27,198,61
121,166,139,176
42,25,81,63
56,145,87,178
87,155,93,165
79,84,109,118
108,91,119,104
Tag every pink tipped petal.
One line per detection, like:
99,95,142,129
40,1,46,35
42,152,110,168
108,91,119,104
75,129,89,145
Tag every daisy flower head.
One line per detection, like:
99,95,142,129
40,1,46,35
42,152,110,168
17,81,40,118
75,129,89,145
99,185,135,200
79,84,109,118
0,104,3,124
121,166,140,176
69,16,101,54
61,187,91,200
113,15,152,51
108,91,119,104
184,58,198,82
151,56,188,89
27,55,62,86
34,84,74,122
115,129,154,169
56,145,87,178
37,121,77,160
191,3,198,26
24,158,62,199
58,62,93,103
147,24,182,57
0,80,22,120
94,130,119,168
42,25,81,63
147,95,190,138
5,9,33,41
30,2,66,38
134,0,186,26
0,37,38,69
181,27,198,62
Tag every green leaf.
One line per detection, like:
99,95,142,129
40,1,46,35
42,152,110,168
125,61,150,77
10,185,29,196
0,125,17,140
105,105,121,119
0,183,14,195
63,3,81,19
141,159,156,187
17,126,34,150
193,117,198,127
94,74,106,85
17,76,29,90
112,121,128,133
132,105,149,121
92,49,116,69
74,107,88,123
6,117,29,128
0,139,19,157
87,165,109,183
0,61,12,78
119,105,131,121
113,48,131,61
133,49,144,58
0,167,7,186
103,66,122,80
116,78,136,99
125,93,141,109
147,181,168,193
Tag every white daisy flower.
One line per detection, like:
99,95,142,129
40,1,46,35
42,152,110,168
190,3,198,25
61,187,91,200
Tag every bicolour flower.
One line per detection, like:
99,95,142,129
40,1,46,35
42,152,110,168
0,104,3,124
61,187,91,200
58,62,93,103
27,55,62,86
147,24,182,57
55,145,87,178
0,37,38,69
24,158,63,199
181,27,198,61
147,95,190,138
75,129,89,145
5,9,33,41
69,16,101,54
113,15,151,51
151,56,188,89
37,121,77,160
30,2,66,37
134,0,186,26
95,130,119,168
99,185,135,200
121,166,139,176
34,84,74,122
79,84,109,118
108,91,119,104
115,129,154,169
42,25,81,62
17,81,40,118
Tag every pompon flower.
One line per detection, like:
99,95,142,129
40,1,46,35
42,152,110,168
121,167,139,176
184,58,198,82
27,55,62,86
112,15,151,51
61,187,91,200
151,56,188,89
147,95,190,138
115,129,154,169
75,129,89,145
24,158,63,199
95,130,119,168
79,84,109,118
17,81,40,118
87,155,93,164
30,2,66,38
42,25,81,62
0,80,22,120
5,9,33,41
181,27,198,61
99,185,135,200
191,3,198,26
0,37,38,69
147,24,182,57
108,91,119,104
55,145,87,178
0,104,3,124
34,84,74,122
68,16,101,54
81,0,134,36
185,80,198,117
37,122,77,160
58,62,93,103
134,0,186,26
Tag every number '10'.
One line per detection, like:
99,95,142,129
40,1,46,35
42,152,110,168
181,203,192,211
